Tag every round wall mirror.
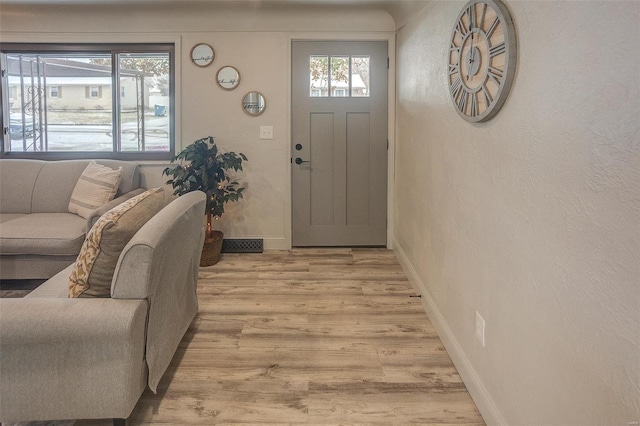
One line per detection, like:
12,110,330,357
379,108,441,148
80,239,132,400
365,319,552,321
217,66,240,90
190,43,215,67
242,92,266,116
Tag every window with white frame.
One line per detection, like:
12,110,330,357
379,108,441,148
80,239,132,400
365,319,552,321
88,86,100,99
48,85,59,98
0,43,175,159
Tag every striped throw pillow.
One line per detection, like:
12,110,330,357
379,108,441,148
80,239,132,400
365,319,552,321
68,161,123,219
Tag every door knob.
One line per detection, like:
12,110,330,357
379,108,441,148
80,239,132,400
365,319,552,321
295,157,310,165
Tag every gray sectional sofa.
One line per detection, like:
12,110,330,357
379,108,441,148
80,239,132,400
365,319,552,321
0,190,207,424
0,159,143,279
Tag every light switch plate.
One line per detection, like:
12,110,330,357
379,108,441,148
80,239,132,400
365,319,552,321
260,126,273,140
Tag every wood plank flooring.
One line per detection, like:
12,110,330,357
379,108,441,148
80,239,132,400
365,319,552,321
79,248,483,425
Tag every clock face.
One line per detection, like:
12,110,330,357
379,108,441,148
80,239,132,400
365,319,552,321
448,0,517,122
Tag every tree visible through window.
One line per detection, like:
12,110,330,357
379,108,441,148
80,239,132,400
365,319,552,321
309,55,370,98
0,43,174,159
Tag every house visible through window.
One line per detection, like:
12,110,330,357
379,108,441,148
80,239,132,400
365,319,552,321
0,43,175,159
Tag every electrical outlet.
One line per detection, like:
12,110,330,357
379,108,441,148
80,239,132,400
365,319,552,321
260,126,273,140
475,311,485,347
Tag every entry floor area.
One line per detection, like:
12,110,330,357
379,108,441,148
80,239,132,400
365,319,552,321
80,248,484,424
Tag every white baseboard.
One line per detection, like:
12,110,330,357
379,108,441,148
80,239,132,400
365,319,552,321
392,238,507,426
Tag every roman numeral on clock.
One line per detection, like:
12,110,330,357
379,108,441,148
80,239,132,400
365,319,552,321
467,5,476,28
486,16,500,39
456,20,468,36
481,84,493,105
488,67,503,85
448,63,459,76
470,92,479,117
457,91,468,113
478,3,487,32
451,77,463,100
489,42,506,57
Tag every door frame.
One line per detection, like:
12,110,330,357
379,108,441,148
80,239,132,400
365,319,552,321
286,32,396,249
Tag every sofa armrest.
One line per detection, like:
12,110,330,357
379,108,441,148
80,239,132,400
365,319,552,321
111,191,205,393
85,188,145,230
0,298,148,422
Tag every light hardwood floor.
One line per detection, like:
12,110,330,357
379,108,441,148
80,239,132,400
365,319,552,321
84,248,485,425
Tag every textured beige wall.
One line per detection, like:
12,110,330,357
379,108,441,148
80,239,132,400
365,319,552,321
0,3,394,249
394,1,640,424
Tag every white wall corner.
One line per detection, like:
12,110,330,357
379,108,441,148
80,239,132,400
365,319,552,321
392,237,507,426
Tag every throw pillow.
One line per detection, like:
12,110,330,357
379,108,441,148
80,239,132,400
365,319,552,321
69,187,165,298
68,161,123,219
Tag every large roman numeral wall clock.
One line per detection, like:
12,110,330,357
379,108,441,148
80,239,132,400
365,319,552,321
448,0,517,122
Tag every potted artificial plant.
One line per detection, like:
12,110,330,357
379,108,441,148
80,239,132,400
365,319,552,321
163,136,247,266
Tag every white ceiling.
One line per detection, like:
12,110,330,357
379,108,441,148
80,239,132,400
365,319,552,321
0,0,434,29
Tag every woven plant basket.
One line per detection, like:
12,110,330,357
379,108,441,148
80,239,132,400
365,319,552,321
200,230,224,267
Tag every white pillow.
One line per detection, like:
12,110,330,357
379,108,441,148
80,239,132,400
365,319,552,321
69,161,123,219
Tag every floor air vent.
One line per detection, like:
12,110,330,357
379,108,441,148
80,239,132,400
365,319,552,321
221,239,264,253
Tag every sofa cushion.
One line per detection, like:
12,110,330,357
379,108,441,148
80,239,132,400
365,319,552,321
0,214,26,224
0,159,44,214
69,187,165,298
30,160,139,214
0,213,87,256
68,161,123,219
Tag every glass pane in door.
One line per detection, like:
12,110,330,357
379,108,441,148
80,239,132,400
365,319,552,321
309,55,329,97
330,56,349,97
351,56,370,97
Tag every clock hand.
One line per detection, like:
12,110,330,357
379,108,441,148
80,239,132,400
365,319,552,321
467,32,475,81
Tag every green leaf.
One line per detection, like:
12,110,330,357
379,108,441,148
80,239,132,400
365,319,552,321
163,136,248,219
